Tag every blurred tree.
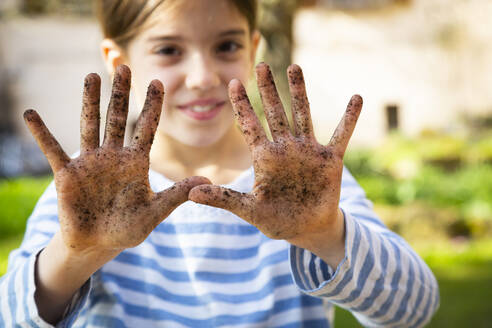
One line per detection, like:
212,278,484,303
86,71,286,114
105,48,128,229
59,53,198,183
20,0,50,14
256,0,410,121
258,0,298,122
254,0,413,127
316,0,411,10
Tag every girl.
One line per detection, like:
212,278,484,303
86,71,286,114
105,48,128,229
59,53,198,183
0,0,439,327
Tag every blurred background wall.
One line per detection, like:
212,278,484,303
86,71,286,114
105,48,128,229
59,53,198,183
296,0,492,145
0,0,107,176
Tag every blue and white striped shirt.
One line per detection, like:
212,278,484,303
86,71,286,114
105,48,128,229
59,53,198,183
0,167,439,327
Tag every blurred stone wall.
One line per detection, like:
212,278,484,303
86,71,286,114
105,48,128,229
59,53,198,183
294,0,492,145
0,16,111,175
0,0,97,176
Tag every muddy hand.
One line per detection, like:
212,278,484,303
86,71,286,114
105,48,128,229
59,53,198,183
24,65,210,253
189,63,362,242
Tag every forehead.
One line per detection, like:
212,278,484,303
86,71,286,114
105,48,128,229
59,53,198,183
144,0,249,40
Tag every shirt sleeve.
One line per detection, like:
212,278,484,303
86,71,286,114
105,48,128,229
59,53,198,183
289,167,440,327
0,181,93,327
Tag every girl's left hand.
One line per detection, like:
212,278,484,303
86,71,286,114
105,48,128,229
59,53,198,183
189,63,362,251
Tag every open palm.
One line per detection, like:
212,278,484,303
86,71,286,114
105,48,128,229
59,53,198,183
189,63,362,242
24,65,209,253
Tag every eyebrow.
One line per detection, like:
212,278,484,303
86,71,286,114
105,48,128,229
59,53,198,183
218,29,246,37
147,28,246,43
147,35,182,43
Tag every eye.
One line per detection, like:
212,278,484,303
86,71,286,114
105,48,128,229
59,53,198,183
155,46,181,56
216,41,243,54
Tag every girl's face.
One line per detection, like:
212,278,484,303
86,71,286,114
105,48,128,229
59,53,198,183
125,0,259,147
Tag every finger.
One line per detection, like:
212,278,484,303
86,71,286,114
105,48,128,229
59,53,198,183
189,185,255,223
287,64,314,138
228,79,268,150
80,73,101,153
328,95,363,157
130,80,164,152
23,109,70,172
152,176,211,220
255,63,290,141
103,65,131,148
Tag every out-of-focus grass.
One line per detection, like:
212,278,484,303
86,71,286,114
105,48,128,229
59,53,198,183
0,176,52,238
335,239,492,328
422,240,492,328
0,234,24,276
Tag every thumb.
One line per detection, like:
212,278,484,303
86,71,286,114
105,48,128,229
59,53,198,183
153,176,211,218
189,185,255,223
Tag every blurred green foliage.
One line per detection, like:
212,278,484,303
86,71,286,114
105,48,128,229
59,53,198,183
348,133,492,176
0,234,24,276
344,133,492,240
353,165,492,210
0,176,52,238
467,134,492,163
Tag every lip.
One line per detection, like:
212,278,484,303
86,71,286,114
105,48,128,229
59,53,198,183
177,98,226,121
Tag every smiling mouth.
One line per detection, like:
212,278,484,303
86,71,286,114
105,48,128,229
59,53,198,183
178,101,227,121
188,104,219,113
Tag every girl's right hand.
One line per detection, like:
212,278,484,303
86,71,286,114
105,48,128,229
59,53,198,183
24,65,210,256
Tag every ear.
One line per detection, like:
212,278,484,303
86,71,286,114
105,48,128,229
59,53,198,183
101,39,125,76
250,30,261,65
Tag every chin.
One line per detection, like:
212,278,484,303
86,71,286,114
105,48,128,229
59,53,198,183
171,131,227,148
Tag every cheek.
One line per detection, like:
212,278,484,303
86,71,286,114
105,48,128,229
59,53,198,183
144,71,181,116
156,70,180,91
131,61,181,99
223,60,252,86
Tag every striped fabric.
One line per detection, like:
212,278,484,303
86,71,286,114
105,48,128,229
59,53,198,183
0,167,439,327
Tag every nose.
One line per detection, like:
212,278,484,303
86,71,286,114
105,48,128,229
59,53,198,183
185,53,220,92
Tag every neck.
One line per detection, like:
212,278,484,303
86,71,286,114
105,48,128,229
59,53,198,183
149,125,252,184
